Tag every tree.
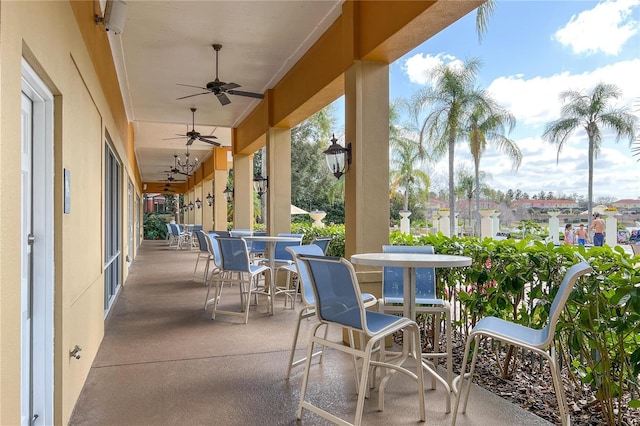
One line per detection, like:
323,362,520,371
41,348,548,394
543,83,637,228
409,57,486,233
467,95,519,235
475,0,496,42
455,170,475,235
290,107,336,213
389,100,431,212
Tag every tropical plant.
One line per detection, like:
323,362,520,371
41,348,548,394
409,57,487,234
390,100,431,211
388,231,640,425
542,83,637,229
467,96,519,235
455,170,475,235
143,213,167,240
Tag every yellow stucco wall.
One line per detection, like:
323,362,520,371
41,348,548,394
0,1,138,424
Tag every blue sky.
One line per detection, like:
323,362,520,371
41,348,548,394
382,0,640,201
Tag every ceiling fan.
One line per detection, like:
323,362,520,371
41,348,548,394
176,44,264,106
164,108,219,146
163,173,186,183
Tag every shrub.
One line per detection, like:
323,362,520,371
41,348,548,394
143,213,168,240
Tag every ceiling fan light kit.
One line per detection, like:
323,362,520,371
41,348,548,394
176,44,264,105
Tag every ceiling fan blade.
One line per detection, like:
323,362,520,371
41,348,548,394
197,136,220,146
176,92,211,100
177,83,208,90
162,135,186,141
216,93,231,106
198,133,218,140
220,82,241,91
227,89,264,99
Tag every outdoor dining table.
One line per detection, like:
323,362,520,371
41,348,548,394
350,251,472,406
350,252,471,320
242,235,301,315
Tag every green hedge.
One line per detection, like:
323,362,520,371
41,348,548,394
388,231,640,425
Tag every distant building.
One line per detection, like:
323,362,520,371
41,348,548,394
511,199,579,211
457,199,500,212
612,199,640,213
426,199,448,210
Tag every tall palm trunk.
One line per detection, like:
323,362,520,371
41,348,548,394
448,133,456,234
587,132,595,231
474,157,481,236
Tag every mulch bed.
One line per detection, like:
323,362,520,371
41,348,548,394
446,334,639,426
393,328,639,425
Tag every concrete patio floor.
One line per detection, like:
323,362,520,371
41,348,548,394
69,240,551,426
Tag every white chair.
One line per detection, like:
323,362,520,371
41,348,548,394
210,236,271,324
296,255,426,426
451,261,592,426
379,244,452,410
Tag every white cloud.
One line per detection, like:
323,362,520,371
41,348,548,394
552,0,640,56
403,53,462,85
487,59,640,128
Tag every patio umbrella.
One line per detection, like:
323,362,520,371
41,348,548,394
290,204,308,215
580,204,608,215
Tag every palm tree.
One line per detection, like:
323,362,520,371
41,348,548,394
390,135,431,211
467,97,519,235
475,0,497,41
543,83,637,228
390,100,431,212
455,171,475,235
409,57,486,233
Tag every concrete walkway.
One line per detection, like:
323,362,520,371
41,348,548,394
69,240,551,426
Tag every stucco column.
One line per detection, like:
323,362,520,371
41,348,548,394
438,210,450,237
603,211,618,246
193,184,203,226
399,210,411,234
213,169,228,231
201,178,213,231
266,127,291,234
548,211,560,245
232,154,254,230
491,211,500,236
480,209,494,239
344,61,390,258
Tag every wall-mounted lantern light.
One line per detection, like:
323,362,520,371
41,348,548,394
323,133,351,179
195,198,202,209
253,173,268,197
188,201,194,211
223,186,234,203
206,193,214,207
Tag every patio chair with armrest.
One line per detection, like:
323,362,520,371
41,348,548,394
284,244,377,379
296,254,425,426
192,230,212,283
202,233,224,310
169,224,189,249
451,261,592,426
631,243,640,256
379,244,453,409
211,236,271,324
259,233,303,305
310,236,333,254
248,231,267,261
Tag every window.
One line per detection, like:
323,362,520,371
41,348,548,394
104,142,121,312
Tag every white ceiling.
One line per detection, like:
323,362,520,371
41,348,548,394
107,0,344,183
